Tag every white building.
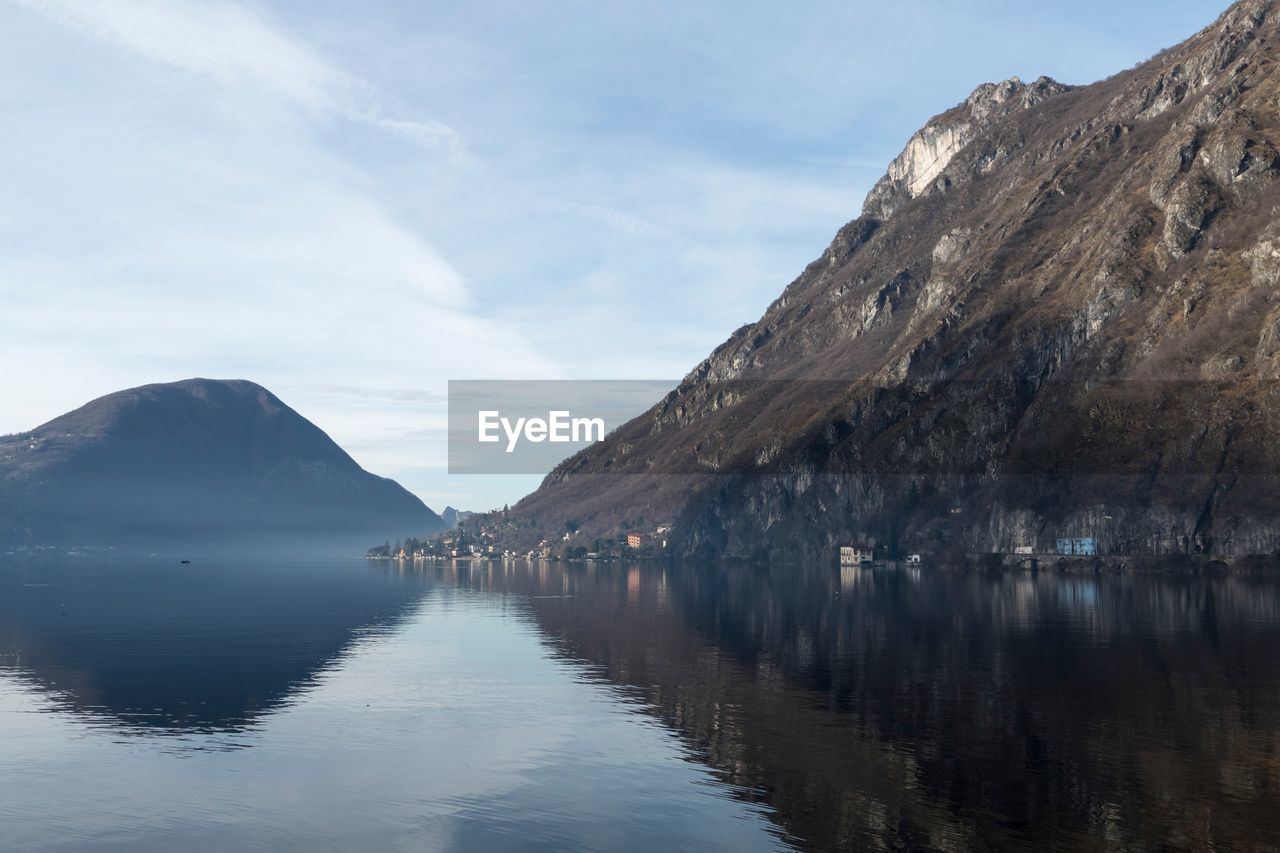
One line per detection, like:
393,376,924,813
839,544,874,565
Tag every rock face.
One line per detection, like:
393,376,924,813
863,76,1072,219
441,506,474,528
0,379,445,549
504,0,1280,560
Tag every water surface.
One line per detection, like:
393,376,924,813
2,557,1279,851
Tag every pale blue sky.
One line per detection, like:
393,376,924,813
0,0,1226,512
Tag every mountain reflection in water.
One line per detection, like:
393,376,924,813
0,558,425,735
460,560,1280,852
2,556,1279,851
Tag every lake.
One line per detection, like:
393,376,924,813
2,557,1279,851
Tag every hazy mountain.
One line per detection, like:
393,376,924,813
502,0,1280,560
0,379,445,550
441,506,474,528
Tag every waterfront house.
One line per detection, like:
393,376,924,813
839,543,874,565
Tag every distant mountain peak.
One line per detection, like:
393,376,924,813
0,379,445,549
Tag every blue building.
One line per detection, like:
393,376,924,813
1055,537,1098,556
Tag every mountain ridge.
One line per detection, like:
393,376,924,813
487,0,1280,560
0,378,445,550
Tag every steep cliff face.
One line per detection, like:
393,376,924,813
508,0,1280,560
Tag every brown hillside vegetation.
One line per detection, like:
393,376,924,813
499,0,1280,560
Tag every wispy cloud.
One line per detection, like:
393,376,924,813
547,200,673,241
372,118,473,166
15,0,336,105
0,0,557,511
11,0,472,162
0,0,1223,513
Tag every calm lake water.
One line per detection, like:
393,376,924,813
2,557,1280,851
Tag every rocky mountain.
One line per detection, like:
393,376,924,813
0,379,446,550
501,0,1280,560
441,506,474,529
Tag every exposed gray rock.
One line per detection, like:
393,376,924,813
863,76,1071,220
498,0,1280,562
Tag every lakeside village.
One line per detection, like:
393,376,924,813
367,509,1104,568
364,505,1267,572
366,518,677,564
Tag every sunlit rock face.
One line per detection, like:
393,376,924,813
886,122,976,198
500,0,1280,561
862,76,1072,220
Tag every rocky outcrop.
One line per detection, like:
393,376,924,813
500,0,1280,561
441,506,474,528
862,76,1071,220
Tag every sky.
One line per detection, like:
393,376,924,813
0,0,1227,513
